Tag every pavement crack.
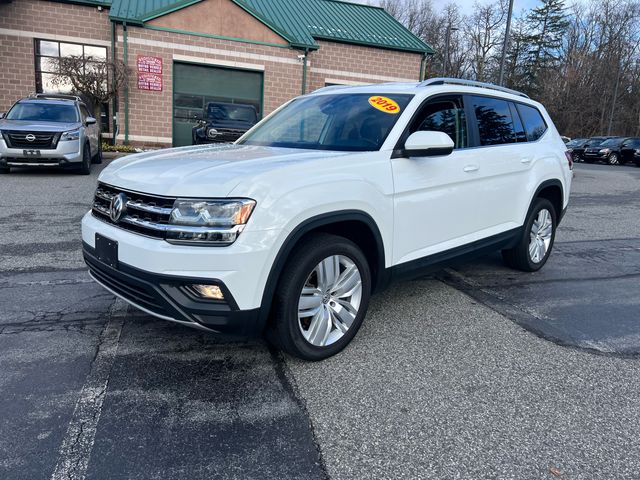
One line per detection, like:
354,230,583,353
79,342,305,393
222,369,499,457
268,346,330,480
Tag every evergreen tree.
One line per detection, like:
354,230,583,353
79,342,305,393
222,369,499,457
523,0,570,93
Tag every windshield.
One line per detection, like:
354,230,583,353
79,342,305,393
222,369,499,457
587,138,607,147
600,138,623,147
6,102,79,123
239,93,414,151
567,139,585,147
207,103,257,123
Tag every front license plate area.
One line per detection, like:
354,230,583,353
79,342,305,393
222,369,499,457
23,149,41,157
95,233,119,269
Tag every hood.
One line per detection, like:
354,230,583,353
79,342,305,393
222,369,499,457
0,119,81,132
99,143,349,198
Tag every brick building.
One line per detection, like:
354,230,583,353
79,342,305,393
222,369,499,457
0,0,433,147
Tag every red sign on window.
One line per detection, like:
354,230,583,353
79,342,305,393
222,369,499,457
137,56,163,74
138,73,162,91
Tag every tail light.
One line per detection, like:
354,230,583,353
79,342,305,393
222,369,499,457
565,151,573,170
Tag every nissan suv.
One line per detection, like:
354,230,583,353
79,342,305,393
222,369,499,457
0,94,101,174
82,78,572,360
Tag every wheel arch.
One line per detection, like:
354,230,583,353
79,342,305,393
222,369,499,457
257,210,387,331
532,179,564,222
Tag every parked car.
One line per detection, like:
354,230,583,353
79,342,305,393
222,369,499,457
582,136,617,164
583,137,631,165
0,93,101,174
620,138,640,166
566,138,589,162
192,102,258,144
82,78,572,360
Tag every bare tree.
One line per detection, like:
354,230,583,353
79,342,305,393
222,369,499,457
52,55,129,131
381,0,640,137
464,0,507,82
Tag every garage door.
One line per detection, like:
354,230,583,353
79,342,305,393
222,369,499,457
173,62,263,147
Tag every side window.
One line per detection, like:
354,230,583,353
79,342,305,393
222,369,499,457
509,102,527,142
516,103,547,141
411,96,468,149
471,96,516,146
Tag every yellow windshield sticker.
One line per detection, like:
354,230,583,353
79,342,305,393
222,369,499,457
368,96,401,114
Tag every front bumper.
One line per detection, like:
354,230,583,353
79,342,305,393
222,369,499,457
0,137,82,167
582,152,607,161
81,211,283,336
83,242,261,336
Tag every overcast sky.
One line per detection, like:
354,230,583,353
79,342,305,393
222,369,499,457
350,0,546,14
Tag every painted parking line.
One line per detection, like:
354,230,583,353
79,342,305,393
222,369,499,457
50,298,127,480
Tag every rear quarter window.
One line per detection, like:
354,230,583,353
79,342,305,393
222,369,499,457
516,104,547,141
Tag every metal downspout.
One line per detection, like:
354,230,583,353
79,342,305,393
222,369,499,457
110,21,117,145
419,54,426,81
123,22,129,145
301,49,309,95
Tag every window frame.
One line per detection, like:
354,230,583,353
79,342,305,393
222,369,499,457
393,93,474,156
465,93,549,147
514,101,548,143
34,38,109,132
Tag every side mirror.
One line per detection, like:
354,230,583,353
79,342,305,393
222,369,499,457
404,131,454,157
85,116,97,125
0,113,5,119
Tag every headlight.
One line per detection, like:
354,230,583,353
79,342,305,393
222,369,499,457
599,148,610,154
167,199,256,245
207,128,219,139
635,149,640,155
60,129,81,141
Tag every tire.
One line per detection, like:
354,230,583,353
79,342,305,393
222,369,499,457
571,152,580,163
0,166,9,174
92,137,103,164
267,233,372,361
77,143,91,175
502,198,557,272
607,152,620,165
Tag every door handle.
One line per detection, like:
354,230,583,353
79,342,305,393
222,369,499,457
521,157,532,164
463,164,479,172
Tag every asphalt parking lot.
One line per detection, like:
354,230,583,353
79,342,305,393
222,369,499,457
1,161,639,479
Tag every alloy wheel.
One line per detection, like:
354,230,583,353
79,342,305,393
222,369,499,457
297,255,362,347
528,208,553,263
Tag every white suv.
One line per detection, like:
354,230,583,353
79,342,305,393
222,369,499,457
82,78,572,360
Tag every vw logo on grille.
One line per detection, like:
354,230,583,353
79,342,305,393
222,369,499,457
109,193,128,223
25,134,36,142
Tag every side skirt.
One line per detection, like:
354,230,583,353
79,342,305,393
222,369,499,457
388,227,522,283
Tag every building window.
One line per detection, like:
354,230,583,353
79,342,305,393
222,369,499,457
34,39,110,132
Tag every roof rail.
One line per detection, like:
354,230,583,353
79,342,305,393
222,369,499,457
312,85,353,94
31,93,81,101
418,77,529,99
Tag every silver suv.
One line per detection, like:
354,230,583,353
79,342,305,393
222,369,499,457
0,94,101,175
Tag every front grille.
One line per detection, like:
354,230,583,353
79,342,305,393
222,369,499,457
210,128,246,143
3,131,59,149
85,253,169,316
92,183,175,239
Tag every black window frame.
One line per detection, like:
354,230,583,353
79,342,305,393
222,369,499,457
393,93,473,155
514,102,548,142
34,38,109,132
468,94,520,147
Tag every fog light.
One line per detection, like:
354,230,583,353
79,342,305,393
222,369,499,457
191,284,224,300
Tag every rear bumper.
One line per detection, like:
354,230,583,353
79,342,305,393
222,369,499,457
83,242,262,337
